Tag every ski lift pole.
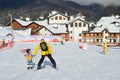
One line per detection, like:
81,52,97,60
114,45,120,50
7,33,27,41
8,13,13,34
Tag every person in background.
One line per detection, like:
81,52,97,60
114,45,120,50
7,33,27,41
2,38,5,47
61,38,64,45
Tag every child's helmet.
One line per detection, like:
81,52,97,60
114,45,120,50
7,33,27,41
26,49,31,54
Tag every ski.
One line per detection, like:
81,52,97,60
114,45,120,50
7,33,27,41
33,66,45,71
33,66,58,71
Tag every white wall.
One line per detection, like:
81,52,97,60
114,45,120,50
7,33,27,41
68,20,89,41
39,28,52,37
49,14,68,24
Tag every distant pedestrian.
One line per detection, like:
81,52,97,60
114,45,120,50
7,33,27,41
103,41,108,54
61,38,64,45
2,38,5,47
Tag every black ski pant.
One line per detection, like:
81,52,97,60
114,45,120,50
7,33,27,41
37,54,56,68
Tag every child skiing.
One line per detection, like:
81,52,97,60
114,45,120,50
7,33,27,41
24,49,35,69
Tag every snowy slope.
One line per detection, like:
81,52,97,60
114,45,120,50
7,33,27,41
0,42,120,80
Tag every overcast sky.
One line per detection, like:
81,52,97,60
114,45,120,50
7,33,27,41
68,0,120,6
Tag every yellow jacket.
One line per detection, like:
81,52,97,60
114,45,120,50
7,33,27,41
34,41,52,56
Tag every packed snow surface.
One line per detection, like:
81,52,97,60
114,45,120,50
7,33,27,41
0,42,120,80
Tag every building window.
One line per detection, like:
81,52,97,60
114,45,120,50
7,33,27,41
63,18,66,20
79,23,81,27
59,16,62,20
114,34,116,36
91,34,93,36
83,23,86,27
55,16,58,20
105,36,107,39
97,39,99,42
79,34,81,36
110,39,111,42
113,39,116,42
110,34,112,36
97,33,99,36
75,23,77,27
70,23,73,27
109,34,111,36
51,18,54,20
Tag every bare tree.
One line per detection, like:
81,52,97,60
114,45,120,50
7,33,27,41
106,4,119,16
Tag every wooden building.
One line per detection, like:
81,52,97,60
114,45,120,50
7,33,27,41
27,22,43,35
9,19,43,35
82,16,120,46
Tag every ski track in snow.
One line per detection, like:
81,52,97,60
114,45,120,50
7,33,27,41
0,42,120,80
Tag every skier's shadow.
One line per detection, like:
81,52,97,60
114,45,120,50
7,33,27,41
43,60,52,67
97,51,105,54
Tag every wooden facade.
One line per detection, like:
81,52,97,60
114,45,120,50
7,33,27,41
82,29,119,46
11,20,26,30
27,22,43,35
10,19,44,35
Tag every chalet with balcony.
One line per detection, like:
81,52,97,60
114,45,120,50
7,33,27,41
82,16,120,46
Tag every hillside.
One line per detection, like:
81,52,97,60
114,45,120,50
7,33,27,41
0,0,120,25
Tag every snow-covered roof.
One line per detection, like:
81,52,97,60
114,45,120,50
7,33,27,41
0,26,31,37
34,19,48,25
33,20,68,34
11,19,68,34
91,16,120,33
48,10,69,18
13,28,31,36
44,24,68,34
14,19,33,26
0,27,11,36
66,16,89,25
